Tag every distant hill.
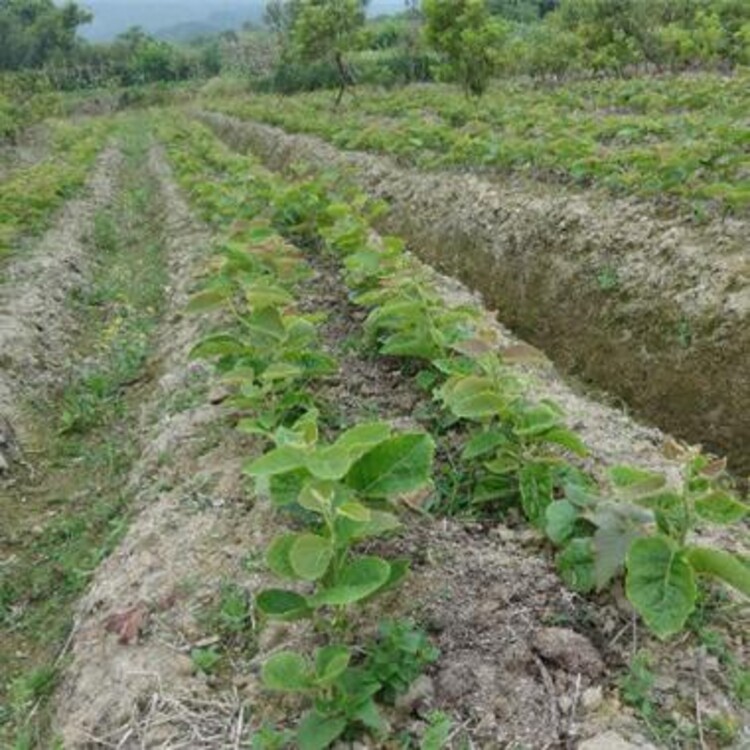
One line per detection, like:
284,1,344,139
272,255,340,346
77,0,406,43
78,1,263,42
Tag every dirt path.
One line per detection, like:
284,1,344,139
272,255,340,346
196,112,750,474
0,144,122,475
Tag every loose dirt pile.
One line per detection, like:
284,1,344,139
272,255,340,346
0,145,122,475
196,112,750,474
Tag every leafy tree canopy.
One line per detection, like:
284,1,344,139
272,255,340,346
0,0,92,70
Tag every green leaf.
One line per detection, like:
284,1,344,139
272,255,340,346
297,711,347,750
247,306,286,340
336,501,371,522
694,491,749,525
333,422,392,462
310,557,391,607
290,534,334,581
609,465,666,499
306,445,354,481
461,428,508,460
543,428,588,457
189,333,247,359
557,538,596,593
513,403,562,436
545,500,578,545
244,446,306,477
626,536,697,638
261,362,303,382
266,534,298,579
262,651,311,692
335,510,401,541
269,469,308,507
439,376,505,419
186,287,230,313
256,589,312,621
519,462,554,527
314,645,351,685
685,546,750,598
298,480,335,514
245,283,294,310
347,433,434,499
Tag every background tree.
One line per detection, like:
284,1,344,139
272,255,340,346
291,0,367,103
0,0,92,71
422,0,507,96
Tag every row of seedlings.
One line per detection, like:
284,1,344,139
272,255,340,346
240,167,750,642
160,117,448,749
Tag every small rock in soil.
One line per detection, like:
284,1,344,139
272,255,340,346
581,685,604,711
532,627,605,678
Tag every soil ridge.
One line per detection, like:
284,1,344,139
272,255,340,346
0,144,123,475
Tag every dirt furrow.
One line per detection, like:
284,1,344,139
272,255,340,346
0,144,122,475
196,111,750,474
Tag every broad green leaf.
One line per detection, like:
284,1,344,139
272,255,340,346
293,410,320,445
269,469,308,507
513,403,561,436
694,491,749,525
484,452,519,475
256,589,312,621
261,362,303,382
310,557,391,607
189,333,247,359
347,433,435,499
543,428,588,457
298,481,335,514
557,538,596,593
545,500,578,545
306,445,353,481
246,306,285,340
631,490,686,538
333,422,392,461
609,465,667,498
439,376,505,419
245,283,293,310
336,501,371,522
244,446,306,477
314,645,351,685
461,428,508,461
262,651,310,692
266,534,298,579
626,536,697,638
297,711,347,750
382,332,440,360
290,534,334,581
685,546,750,598
186,287,230,312
361,558,410,602
336,510,401,541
